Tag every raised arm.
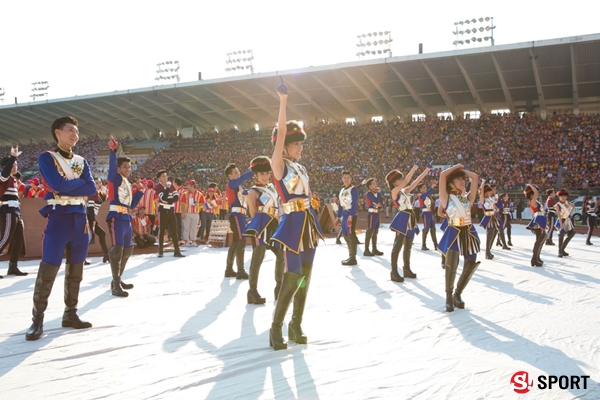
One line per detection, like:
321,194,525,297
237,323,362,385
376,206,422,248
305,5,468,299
272,77,288,181
439,164,463,207
405,167,432,193
391,165,418,199
527,184,539,205
464,170,479,204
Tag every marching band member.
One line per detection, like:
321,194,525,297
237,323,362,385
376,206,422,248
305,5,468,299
386,161,432,282
583,196,597,246
524,184,546,267
437,165,480,312
363,178,384,257
269,78,324,350
417,181,438,251
244,156,285,304
224,164,253,278
26,116,97,341
338,171,358,265
156,170,185,258
545,189,557,246
555,189,576,258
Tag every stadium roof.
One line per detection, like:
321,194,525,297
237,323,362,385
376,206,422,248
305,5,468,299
1,33,599,144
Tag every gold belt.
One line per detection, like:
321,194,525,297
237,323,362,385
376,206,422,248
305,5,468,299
448,217,472,227
282,198,311,214
47,197,86,206
484,211,495,216
110,205,130,214
258,206,278,217
397,204,413,211
368,208,379,213
533,211,546,217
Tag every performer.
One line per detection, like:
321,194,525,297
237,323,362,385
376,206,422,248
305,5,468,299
479,183,508,259
417,181,438,251
224,164,254,278
555,189,575,258
438,164,480,312
545,189,557,245
132,206,156,248
338,171,359,265
269,78,324,350
106,136,144,297
156,171,185,258
180,180,203,247
583,196,597,245
244,156,285,304
26,116,97,341
499,193,513,247
387,161,432,282
0,148,28,277
363,178,384,256
524,184,546,267
87,178,109,263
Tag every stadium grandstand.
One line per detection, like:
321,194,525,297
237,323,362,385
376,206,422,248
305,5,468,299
1,33,599,199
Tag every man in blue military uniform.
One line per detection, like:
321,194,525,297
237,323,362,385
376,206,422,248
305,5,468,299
106,136,144,297
25,116,97,341
338,171,358,265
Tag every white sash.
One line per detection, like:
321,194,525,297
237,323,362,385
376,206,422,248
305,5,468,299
118,177,133,206
449,194,469,219
48,151,85,180
254,184,279,204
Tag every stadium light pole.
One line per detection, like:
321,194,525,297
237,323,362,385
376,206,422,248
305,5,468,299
155,61,180,84
30,81,49,101
356,31,392,60
453,17,495,48
225,50,254,75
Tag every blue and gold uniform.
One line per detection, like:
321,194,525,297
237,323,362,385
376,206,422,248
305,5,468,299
106,149,144,296
555,191,576,258
389,189,420,280
525,192,547,266
244,175,285,303
364,188,384,256
338,183,358,265
418,187,438,250
224,169,254,278
26,133,97,341
271,157,324,272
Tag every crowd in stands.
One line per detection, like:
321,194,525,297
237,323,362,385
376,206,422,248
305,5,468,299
6,112,600,203
131,112,600,201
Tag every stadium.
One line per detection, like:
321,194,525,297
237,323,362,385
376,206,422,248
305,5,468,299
1,30,600,399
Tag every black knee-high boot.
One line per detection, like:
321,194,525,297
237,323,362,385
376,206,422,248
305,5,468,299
364,229,374,256
453,258,480,309
25,262,59,341
390,235,404,282
485,227,495,259
372,229,384,255
289,263,312,344
342,234,357,265
235,240,248,279
273,248,284,300
109,245,128,297
225,240,237,277
119,247,134,289
531,230,545,267
558,233,565,257
62,262,93,329
270,271,303,350
422,228,430,250
562,230,575,256
248,244,266,304
430,227,438,250
444,250,459,312
498,227,511,250
403,237,417,278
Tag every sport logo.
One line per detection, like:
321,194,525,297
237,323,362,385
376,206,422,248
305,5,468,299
511,371,533,394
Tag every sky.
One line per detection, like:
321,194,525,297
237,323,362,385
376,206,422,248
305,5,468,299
1,0,599,105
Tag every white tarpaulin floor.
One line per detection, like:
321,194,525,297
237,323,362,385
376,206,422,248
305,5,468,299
1,224,599,399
